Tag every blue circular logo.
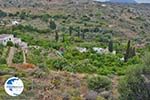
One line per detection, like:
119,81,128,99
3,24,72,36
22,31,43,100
4,77,24,96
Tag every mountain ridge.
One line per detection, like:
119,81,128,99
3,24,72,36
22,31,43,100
108,0,137,3
0,0,92,7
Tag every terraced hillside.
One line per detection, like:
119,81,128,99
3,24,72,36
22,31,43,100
0,0,150,100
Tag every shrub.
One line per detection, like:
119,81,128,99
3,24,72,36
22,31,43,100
81,15,90,21
52,59,68,70
0,58,6,64
99,34,112,42
49,20,56,30
19,11,27,19
87,76,112,92
12,51,23,63
41,14,49,22
119,53,150,100
6,41,13,47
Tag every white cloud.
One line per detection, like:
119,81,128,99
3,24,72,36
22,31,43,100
136,0,150,3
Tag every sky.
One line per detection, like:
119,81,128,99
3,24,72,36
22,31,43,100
137,0,150,3
95,0,150,3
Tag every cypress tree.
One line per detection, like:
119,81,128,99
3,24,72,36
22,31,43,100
55,31,59,42
124,40,131,62
69,26,73,36
124,40,136,62
108,40,113,52
131,47,136,57
82,32,85,39
49,20,56,30
77,27,80,37
62,34,65,42
81,28,86,39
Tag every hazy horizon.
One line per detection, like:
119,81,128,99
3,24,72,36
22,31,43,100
95,0,150,3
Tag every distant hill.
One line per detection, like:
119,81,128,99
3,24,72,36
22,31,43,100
0,0,95,7
109,0,137,3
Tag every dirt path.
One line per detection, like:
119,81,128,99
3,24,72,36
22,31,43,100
7,47,16,66
22,49,27,64
111,75,120,100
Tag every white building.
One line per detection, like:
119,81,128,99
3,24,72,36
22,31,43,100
0,34,14,46
120,57,125,61
12,21,20,25
0,34,27,49
101,4,107,7
76,47,87,53
19,42,28,49
93,47,109,54
13,38,21,44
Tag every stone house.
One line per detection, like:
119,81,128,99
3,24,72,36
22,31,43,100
0,34,28,49
0,34,14,46
12,20,20,25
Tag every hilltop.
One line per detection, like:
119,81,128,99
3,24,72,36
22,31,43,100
109,0,137,3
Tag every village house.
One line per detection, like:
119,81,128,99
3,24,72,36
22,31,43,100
13,37,21,45
0,34,28,49
0,34,14,46
93,47,109,54
76,47,87,53
12,20,20,25
93,47,116,54
101,4,107,7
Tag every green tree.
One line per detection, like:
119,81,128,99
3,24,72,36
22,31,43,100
82,32,85,39
69,26,73,36
108,40,113,52
76,27,80,37
49,20,56,30
81,29,86,39
7,41,13,47
124,40,131,62
41,14,49,22
19,11,26,19
52,59,68,70
0,58,6,64
124,40,136,62
62,33,65,42
55,31,59,42
49,20,59,42
12,51,23,63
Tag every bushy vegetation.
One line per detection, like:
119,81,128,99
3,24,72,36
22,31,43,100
87,75,112,92
13,51,23,63
0,58,6,64
0,45,8,65
0,10,143,76
119,53,150,100
0,3,150,99
54,45,140,75
6,41,14,47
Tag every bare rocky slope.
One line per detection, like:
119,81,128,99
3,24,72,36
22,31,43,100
0,0,92,7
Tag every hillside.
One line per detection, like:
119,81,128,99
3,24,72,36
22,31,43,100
0,0,150,100
0,0,93,7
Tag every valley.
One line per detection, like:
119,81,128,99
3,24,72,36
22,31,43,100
0,0,150,100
